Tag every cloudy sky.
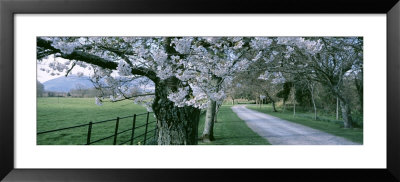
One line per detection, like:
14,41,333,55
37,56,155,92
37,56,93,83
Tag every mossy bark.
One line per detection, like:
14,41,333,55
152,80,200,145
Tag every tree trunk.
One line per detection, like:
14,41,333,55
312,96,317,120
214,103,221,123
309,84,317,120
232,98,235,105
152,80,201,145
265,92,277,112
283,101,286,113
292,86,296,117
338,97,353,128
293,101,296,117
355,75,363,113
271,101,277,112
336,97,339,120
201,75,222,142
201,100,217,142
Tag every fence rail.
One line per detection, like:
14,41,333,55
37,112,157,145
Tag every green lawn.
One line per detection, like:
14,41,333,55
246,104,363,144
37,98,269,145
197,105,270,145
37,97,156,145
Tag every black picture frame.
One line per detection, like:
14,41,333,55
1,0,399,181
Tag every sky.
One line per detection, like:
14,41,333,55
37,56,94,83
36,56,155,92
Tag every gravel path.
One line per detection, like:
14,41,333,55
231,105,359,145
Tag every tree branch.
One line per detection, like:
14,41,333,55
37,38,158,82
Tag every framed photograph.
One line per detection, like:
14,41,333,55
1,0,399,181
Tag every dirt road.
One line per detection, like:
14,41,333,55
231,105,359,145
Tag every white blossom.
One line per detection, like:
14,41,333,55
233,40,244,50
42,36,328,109
133,95,155,112
151,49,168,64
95,97,103,106
171,38,192,54
167,87,189,107
51,38,80,54
117,60,131,76
250,37,273,50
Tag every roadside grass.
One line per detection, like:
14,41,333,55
37,97,156,145
246,104,363,144
198,105,270,145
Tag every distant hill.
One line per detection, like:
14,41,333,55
43,75,93,92
42,75,155,93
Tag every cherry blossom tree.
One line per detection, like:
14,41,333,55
37,36,361,145
256,37,362,128
37,37,265,144
194,37,266,142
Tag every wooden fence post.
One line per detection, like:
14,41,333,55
113,117,120,145
130,114,136,145
143,112,150,144
86,121,92,145
154,121,158,141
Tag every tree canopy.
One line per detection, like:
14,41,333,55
37,36,362,144
37,37,330,109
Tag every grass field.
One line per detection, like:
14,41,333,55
37,98,269,145
37,97,156,145
246,104,363,144
197,105,270,145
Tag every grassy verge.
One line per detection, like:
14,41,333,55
246,104,363,144
37,97,156,145
198,105,270,145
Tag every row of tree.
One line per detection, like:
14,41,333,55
228,56,362,123
37,37,362,145
37,81,99,98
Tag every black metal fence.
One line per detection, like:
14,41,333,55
37,112,158,145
